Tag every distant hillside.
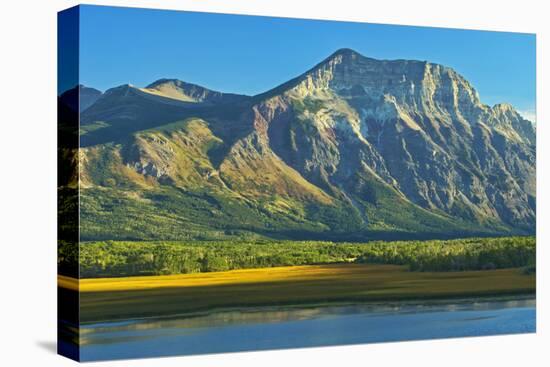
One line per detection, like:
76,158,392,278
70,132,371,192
60,84,102,112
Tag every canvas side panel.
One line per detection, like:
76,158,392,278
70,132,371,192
57,5,80,362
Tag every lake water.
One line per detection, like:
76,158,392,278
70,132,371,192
79,298,535,361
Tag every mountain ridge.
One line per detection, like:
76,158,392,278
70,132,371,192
69,48,535,241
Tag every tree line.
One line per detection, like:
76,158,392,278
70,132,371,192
58,236,535,278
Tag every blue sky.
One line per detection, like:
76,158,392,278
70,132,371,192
77,5,536,119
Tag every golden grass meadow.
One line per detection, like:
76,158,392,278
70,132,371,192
59,263,535,323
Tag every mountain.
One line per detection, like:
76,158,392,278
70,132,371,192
59,84,103,113
79,82,252,147
79,85,103,112
144,79,250,104
73,48,536,241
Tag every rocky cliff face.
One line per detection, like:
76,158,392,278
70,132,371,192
76,49,535,240
253,49,535,231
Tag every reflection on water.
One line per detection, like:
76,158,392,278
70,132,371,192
78,298,535,361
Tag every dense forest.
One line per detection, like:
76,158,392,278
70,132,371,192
58,236,535,278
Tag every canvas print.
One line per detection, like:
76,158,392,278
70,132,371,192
58,5,536,362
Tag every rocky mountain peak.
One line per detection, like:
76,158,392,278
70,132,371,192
103,83,136,96
326,47,371,65
492,103,520,117
271,49,482,116
489,103,535,145
146,78,185,89
144,78,250,105
144,79,214,102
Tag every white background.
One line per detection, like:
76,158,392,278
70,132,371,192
0,0,547,366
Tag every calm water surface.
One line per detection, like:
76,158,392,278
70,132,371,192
79,298,535,361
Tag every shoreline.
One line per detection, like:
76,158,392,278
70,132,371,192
79,293,536,327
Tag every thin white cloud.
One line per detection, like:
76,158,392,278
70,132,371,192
518,109,537,124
